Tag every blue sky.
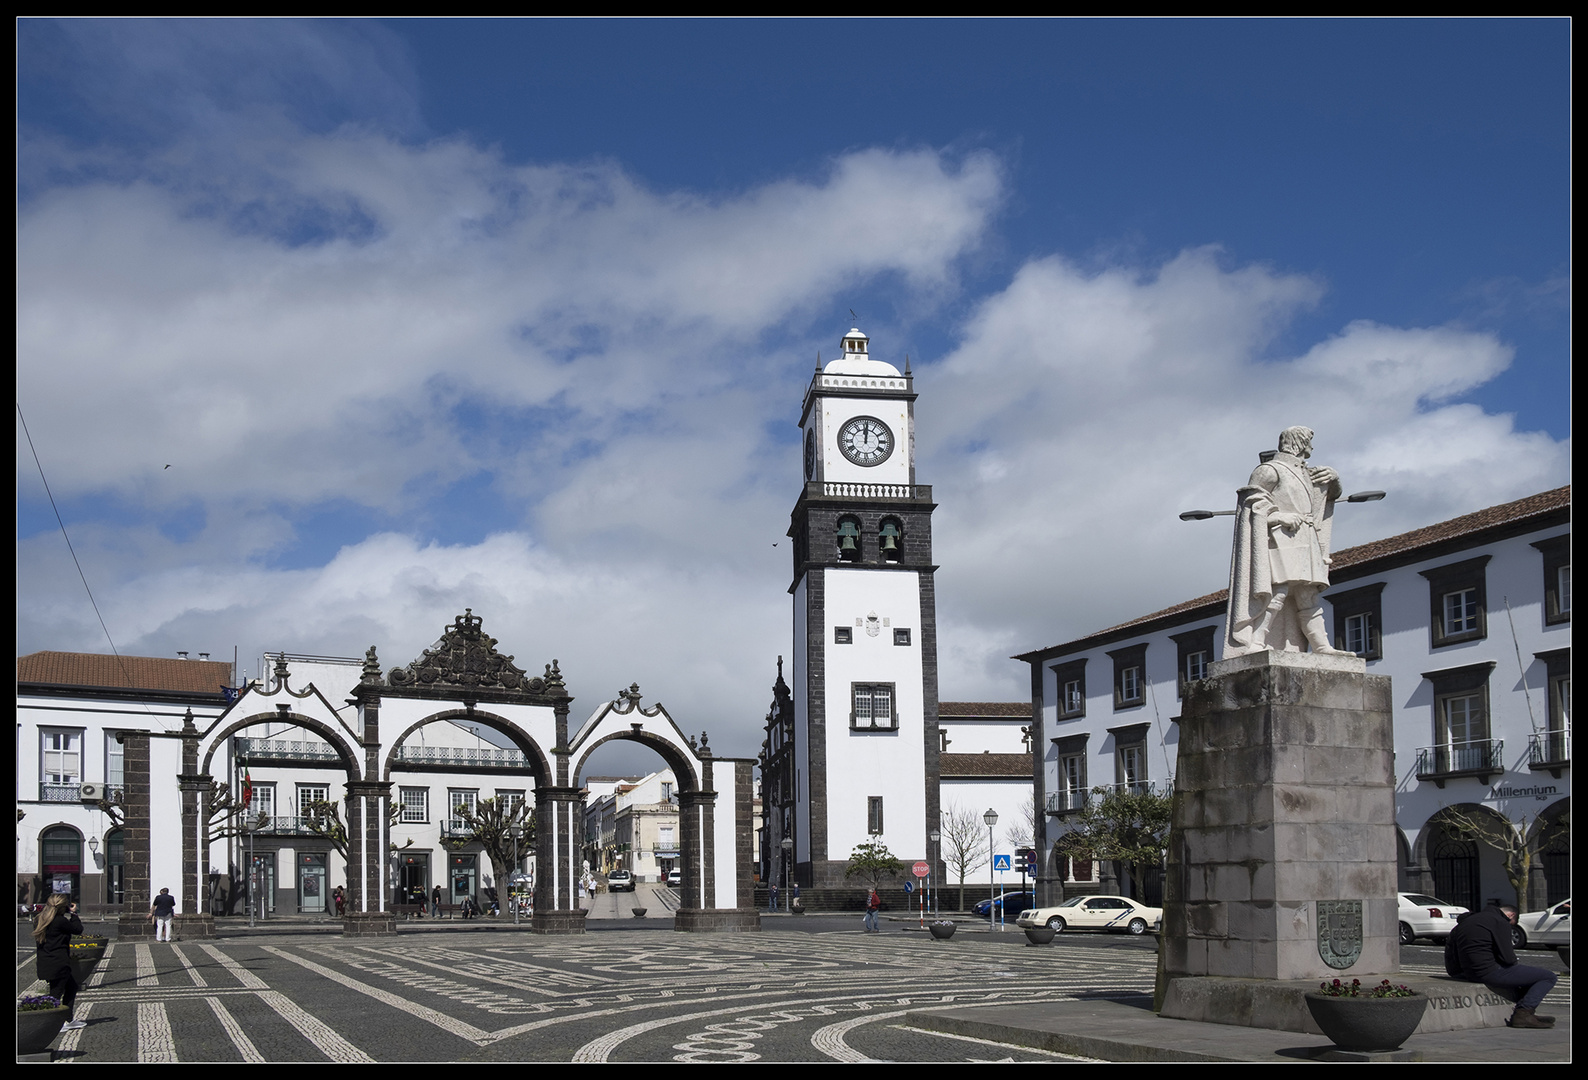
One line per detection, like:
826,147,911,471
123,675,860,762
16,19,1570,763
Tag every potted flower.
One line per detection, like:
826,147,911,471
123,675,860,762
70,936,108,982
18,994,69,1055
929,919,957,940
1305,978,1427,1052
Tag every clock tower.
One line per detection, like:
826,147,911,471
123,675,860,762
788,328,941,888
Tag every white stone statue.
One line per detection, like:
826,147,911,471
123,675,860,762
1225,426,1349,656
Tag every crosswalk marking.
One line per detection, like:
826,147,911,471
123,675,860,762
199,942,269,989
207,996,266,1062
257,990,376,1062
55,1001,94,1060
138,1001,177,1062
135,943,158,987
172,943,208,987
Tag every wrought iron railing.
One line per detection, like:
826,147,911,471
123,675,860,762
247,815,331,836
235,738,340,762
39,783,83,803
1415,740,1504,777
1528,729,1571,766
395,745,529,768
1046,789,1089,813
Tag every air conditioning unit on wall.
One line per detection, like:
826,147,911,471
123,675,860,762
79,783,103,801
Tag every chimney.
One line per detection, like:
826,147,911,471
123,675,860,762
199,653,210,661
177,651,189,660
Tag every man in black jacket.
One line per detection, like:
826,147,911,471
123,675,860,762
1444,903,1557,1029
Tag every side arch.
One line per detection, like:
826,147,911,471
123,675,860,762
570,730,701,793
199,711,363,781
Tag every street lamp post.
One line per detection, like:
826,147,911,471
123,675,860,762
983,808,999,930
928,828,940,915
780,837,793,912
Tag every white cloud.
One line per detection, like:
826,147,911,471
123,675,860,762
920,249,1569,693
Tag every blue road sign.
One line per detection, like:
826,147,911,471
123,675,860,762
903,881,914,893
993,854,1011,872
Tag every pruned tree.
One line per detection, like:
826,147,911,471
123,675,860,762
1437,805,1570,910
1054,786,1173,900
1004,795,1038,854
844,838,901,890
204,782,267,843
304,798,415,859
941,802,990,911
443,796,535,905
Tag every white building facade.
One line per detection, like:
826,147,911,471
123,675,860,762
1018,487,1571,913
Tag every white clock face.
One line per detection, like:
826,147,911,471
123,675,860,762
839,416,893,466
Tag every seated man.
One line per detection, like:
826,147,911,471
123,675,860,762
1444,903,1558,1028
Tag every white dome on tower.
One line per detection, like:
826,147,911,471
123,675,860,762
823,327,901,377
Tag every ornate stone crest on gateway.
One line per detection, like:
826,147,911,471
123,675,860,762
1316,899,1365,969
385,609,565,699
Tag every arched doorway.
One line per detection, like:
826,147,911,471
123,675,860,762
40,825,83,904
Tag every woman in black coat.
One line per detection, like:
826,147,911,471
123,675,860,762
33,893,86,1029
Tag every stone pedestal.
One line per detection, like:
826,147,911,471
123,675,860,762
341,912,396,936
674,908,762,932
1161,650,1398,1026
531,908,588,935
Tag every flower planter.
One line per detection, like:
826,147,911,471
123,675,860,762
1024,926,1057,945
929,922,956,940
1305,991,1427,1052
631,908,648,918
791,903,805,915
17,1006,70,1055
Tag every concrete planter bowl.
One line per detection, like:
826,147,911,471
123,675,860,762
18,1005,70,1055
630,907,648,918
928,922,956,940
1304,991,1427,1052
1023,926,1057,945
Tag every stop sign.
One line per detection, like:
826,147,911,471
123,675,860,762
912,861,930,878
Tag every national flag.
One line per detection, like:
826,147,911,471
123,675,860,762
242,767,253,810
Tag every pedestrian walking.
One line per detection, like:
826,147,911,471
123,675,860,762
430,884,442,918
34,894,87,1031
150,887,177,941
332,885,345,916
769,883,779,913
864,887,881,932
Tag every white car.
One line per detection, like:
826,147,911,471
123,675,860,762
1514,898,1571,948
606,870,635,892
1398,892,1468,945
1015,895,1161,935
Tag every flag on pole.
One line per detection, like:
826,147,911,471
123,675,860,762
242,767,253,810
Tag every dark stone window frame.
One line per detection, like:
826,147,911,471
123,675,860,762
850,682,899,732
1328,581,1386,660
1419,556,1491,648
1052,659,1087,720
1109,722,1152,788
893,628,911,646
1531,533,1570,625
1106,643,1148,711
867,796,884,835
835,626,853,645
1049,732,1090,815
1169,625,1217,698
1533,648,1571,775
1418,661,1497,785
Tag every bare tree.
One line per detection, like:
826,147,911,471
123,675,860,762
1437,805,1570,910
941,802,990,911
304,798,414,860
443,796,535,908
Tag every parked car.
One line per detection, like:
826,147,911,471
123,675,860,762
606,870,635,892
1015,895,1161,935
972,891,1035,920
666,869,682,887
1513,898,1571,948
1397,892,1468,945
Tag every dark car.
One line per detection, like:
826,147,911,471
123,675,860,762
972,891,1035,919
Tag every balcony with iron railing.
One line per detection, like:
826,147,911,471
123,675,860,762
234,738,341,764
1528,729,1571,778
246,815,332,837
39,783,83,803
1415,740,1505,787
1046,789,1089,814
394,745,530,770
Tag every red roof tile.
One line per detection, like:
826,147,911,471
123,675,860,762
17,651,234,694
939,752,1033,777
940,701,1032,718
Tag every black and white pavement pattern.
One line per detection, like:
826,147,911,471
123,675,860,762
18,919,1171,1062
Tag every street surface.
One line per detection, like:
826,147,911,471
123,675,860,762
18,925,1567,1063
